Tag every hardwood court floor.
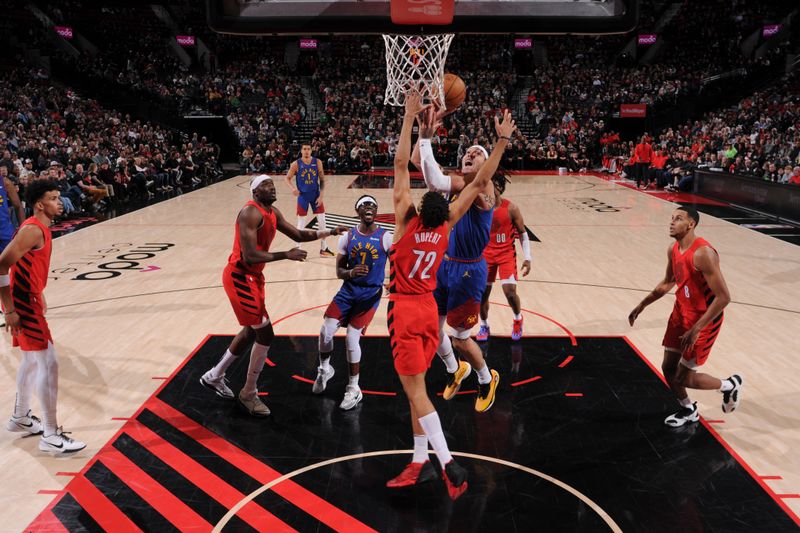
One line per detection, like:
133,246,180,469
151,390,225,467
1,172,798,530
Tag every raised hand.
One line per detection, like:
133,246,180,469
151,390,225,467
494,109,517,140
404,90,429,118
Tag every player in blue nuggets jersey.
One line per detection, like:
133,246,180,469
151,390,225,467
0,173,25,253
315,194,393,410
414,108,514,412
285,144,334,256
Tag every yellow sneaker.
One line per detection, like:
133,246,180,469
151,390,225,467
474,369,499,412
443,360,471,400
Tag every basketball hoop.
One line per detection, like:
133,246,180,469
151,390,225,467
382,33,454,108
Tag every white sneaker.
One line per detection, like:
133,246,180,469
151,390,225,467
339,386,363,410
722,374,743,413
200,370,234,399
237,390,270,417
664,402,699,427
312,366,335,394
7,410,43,435
39,427,86,453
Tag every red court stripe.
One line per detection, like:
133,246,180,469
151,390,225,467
124,420,294,532
704,419,725,424
37,490,65,495
511,375,542,387
99,447,211,531
778,494,800,499
111,417,131,421
760,476,784,480
148,398,378,533
27,509,69,533
151,376,169,380
56,472,79,477
265,357,276,367
558,355,574,368
257,392,270,396
68,475,143,532
292,375,314,384
565,393,584,397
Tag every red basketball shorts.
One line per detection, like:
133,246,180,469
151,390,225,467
10,289,52,351
486,254,518,284
387,293,439,376
662,306,724,368
222,264,269,326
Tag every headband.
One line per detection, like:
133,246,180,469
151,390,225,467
468,145,489,159
355,195,378,210
250,174,272,191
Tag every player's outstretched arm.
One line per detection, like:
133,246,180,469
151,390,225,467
0,224,44,335
418,109,464,193
393,92,427,240
448,110,515,225
273,205,346,244
510,201,532,276
629,244,676,326
285,161,299,196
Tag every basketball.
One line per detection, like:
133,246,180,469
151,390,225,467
443,73,466,112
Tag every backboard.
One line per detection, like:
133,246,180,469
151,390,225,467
207,0,639,36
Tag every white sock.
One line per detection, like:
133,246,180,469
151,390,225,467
297,215,306,230
37,343,59,437
412,434,428,463
242,342,270,395
476,364,491,385
317,213,328,249
479,318,488,327
678,396,692,408
418,412,453,466
348,374,359,388
513,313,522,320
14,350,39,417
720,379,733,392
211,349,238,378
437,318,459,373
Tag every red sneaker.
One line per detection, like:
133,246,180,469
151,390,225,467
386,460,438,488
511,316,523,341
443,460,468,500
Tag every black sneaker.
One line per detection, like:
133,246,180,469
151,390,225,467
664,402,699,427
443,460,468,500
722,374,743,413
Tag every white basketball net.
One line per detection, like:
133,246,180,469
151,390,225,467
382,33,454,108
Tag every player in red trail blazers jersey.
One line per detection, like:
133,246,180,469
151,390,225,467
199,175,347,417
385,93,516,499
0,180,86,453
478,172,532,342
629,206,743,428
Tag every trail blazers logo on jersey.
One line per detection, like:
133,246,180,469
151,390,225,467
307,212,397,232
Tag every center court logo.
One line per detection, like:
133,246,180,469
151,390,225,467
50,242,175,281
557,198,630,213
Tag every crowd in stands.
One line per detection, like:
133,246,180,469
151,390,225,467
0,69,222,222
2,0,798,209
615,73,800,190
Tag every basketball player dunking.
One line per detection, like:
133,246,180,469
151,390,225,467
285,144,334,256
629,207,743,427
1,180,85,452
412,108,507,412
313,194,392,410
477,173,532,342
386,93,515,497
200,175,347,416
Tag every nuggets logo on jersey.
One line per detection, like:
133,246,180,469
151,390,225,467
349,240,381,267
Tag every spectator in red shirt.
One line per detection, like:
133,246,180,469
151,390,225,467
634,135,654,188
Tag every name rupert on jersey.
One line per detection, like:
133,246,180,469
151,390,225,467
414,231,441,245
